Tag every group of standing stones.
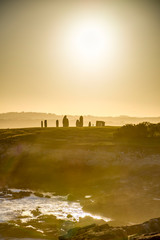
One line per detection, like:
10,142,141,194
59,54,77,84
62,115,84,127
76,116,83,127
41,116,92,128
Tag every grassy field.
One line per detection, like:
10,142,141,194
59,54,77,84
0,126,159,149
0,126,160,226
0,126,119,192
0,126,118,148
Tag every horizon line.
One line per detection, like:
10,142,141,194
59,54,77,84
0,111,160,119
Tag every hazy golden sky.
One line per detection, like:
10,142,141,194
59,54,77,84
0,0,160,116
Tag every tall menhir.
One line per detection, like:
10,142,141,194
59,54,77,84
79,116,83,127
62,116,69,127
56,120,59,127
44,120,47,128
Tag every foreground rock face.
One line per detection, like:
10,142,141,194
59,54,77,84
59,224,127,240
131,233,160,240
124,218,160,236
59,218,160,240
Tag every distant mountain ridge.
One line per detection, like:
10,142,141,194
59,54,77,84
0,112,160,129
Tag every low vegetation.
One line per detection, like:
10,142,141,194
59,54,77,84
115,122,160,138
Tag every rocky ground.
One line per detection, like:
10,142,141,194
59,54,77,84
0,188,108,239
59,217,160,240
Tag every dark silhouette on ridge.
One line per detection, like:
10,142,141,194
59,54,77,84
96,121,105,127
44,120,47,128
76,116,83,127
79,116,83,127
62,116,69,127
76,119,80,127
56,120,59,127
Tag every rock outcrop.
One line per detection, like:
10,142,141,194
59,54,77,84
59,218,160,240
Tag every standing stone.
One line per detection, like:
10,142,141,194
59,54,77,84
44,120,47,128
96,121,105,127
76,120,80,127
79,116,83,127
56,120,59,127
63,116,69,127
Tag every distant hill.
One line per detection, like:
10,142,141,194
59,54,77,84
0,112,160,128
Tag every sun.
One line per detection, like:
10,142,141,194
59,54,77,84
63,17,118,69
71,21,106,62
65,19,106,66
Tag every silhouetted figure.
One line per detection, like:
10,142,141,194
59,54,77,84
63,115,69,127
88,122,91,127
44,120,47,128
41,121,43,128
56,120,59,127
79,116,83,127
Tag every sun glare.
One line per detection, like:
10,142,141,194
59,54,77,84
71,21,106,62
64,17,119,68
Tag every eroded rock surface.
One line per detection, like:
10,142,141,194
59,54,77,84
59,218,160,240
